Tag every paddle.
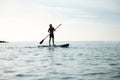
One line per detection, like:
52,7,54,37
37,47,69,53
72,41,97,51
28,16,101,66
39,24,62,44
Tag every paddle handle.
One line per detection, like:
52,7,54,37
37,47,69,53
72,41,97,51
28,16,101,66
55,24,62,30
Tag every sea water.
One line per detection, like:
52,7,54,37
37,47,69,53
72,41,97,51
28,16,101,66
0,41,120,80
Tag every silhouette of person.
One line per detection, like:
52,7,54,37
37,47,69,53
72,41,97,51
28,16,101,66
48,24,55,46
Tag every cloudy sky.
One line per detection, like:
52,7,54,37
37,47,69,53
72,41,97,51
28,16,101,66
0,0,120,41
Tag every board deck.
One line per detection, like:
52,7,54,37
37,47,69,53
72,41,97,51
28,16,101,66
38,43,69,48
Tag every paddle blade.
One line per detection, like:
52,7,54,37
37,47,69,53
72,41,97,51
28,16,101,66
39,39,44,44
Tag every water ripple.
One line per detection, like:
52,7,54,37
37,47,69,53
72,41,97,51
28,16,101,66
0,41,120,80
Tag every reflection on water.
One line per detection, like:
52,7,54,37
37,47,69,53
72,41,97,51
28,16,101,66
0,41,120,80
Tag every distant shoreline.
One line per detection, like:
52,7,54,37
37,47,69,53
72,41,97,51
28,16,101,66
0,41,8,43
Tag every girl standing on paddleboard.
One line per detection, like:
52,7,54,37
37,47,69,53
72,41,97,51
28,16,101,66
48,24,55,46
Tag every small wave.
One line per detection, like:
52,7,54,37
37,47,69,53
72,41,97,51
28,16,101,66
82,72,108,76
16,74,38,77
55,63,62,65
61,77,75,80
0,79,9,80
4,70,15,73
16,74,29,77
112,75,120,78
109,63,118,66
24,46,37,48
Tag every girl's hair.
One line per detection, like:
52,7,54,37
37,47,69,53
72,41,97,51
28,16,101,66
49,24,52,27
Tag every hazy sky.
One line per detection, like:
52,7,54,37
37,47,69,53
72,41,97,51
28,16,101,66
0,0,120,41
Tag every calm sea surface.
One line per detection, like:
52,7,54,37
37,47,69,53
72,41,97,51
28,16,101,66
0,41,120,80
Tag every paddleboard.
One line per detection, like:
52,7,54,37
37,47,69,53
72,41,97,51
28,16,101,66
38,43,69,48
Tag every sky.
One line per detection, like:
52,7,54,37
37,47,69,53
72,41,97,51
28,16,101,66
0,0,120,41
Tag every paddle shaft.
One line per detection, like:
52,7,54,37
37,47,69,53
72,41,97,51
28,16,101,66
40,24,62,44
